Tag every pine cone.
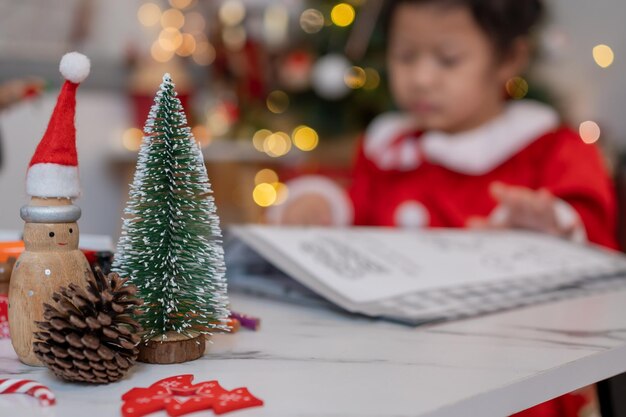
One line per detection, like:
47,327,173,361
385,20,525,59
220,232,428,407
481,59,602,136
33,267,143,384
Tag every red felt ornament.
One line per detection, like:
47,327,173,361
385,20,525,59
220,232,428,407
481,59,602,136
121,375,263,417
212,387,264,415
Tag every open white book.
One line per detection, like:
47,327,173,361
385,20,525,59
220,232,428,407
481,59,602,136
227,226,626,325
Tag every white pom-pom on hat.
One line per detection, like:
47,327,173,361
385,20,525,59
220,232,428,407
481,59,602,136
59,52,91,84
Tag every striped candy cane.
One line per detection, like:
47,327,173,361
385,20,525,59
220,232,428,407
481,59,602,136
0,379,56,406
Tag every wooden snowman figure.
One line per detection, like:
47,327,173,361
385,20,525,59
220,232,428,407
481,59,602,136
9,52,94,366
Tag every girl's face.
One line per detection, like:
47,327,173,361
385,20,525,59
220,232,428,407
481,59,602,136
387,3,524,133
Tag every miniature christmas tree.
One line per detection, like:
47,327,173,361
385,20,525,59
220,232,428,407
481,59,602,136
113,74,229,363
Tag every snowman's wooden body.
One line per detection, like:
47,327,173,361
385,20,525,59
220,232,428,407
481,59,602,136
8,198,92,366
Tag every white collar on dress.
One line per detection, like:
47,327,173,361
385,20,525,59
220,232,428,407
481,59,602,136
363,100,560,175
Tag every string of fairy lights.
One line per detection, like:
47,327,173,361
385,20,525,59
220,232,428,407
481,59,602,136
130,0,617,209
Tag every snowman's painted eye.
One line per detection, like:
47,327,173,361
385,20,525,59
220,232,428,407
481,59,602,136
69,228,73,234
49,232,55,238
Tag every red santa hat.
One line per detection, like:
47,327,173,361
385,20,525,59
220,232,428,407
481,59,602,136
26,52,90,199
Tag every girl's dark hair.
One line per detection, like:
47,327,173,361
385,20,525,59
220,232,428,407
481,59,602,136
382,0,544,55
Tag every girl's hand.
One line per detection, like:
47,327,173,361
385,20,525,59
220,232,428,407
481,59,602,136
278,194,334,226
467,182,577,238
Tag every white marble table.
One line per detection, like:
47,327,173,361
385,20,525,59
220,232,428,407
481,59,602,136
2,290,626,417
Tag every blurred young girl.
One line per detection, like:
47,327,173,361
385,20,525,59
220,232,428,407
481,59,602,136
271,0,615,415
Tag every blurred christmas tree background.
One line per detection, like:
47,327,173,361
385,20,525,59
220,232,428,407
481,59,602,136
116,0,398,218
132,0,392,156
2,0,608,234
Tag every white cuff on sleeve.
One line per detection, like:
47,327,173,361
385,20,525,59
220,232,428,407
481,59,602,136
266,175,354,226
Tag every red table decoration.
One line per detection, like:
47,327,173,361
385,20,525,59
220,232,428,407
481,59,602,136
122,375,263,417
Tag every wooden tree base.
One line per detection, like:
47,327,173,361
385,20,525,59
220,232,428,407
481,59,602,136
137,332,206,364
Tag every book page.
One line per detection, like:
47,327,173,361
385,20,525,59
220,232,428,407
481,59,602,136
238,226,626,304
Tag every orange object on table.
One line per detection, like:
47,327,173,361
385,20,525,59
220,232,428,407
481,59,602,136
207,317,241,334
226,317,241,333
0,241,103,264
0,242,19,339
0,241,25,262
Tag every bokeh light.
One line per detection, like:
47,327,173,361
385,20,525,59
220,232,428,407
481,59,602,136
138,3,161,27
363,68,381,90
159,28,183,52
253,183,277,207
273,182,289,205
292,125,319,151
264,4,289,46
122,128,143,151
266,90,290,114
192,41,216,65
579,121,601,144
169,0,193,9
177,33,197,57
184,11,206,34
300,9,325,34
344,66,366,89
331,3,356,27
253,129,272,152
311,53,351,100
593,44,614,68
255,168,279,185
151,40,174,63
263,132,292,157
219,0,246,26
161,8,185,29
194,32,209,45
208,110,230,137
505,76,529,100
191,125,212,147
